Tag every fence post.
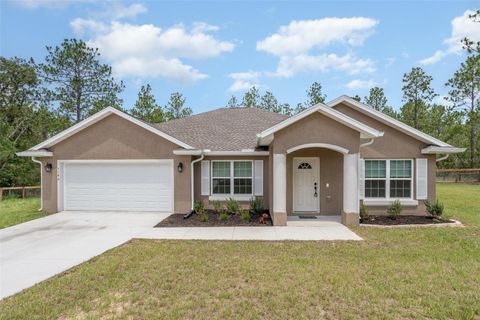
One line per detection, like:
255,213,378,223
0,188,2,201
22,187,26,199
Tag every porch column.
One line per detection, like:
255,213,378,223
273,153,287,226
342,153,360,226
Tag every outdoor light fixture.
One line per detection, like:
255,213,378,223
44,163,52,173
177,162,183,173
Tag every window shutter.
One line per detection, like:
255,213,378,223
254,160,263,196
201,160,210,196
358,158,365,200
416,158,428,200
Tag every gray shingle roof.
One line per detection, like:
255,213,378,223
151,107,288,151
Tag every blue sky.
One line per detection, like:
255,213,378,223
1,1,479,114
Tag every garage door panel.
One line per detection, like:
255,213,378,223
63,161,173,212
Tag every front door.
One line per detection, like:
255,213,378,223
293,157,320,212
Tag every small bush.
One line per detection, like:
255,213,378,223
199,212,209,222
193,200,204,214
249,197,264,214
212,200,223,213
241,210,250,221
425,200,444,219
219,210,229,221
225,198,240,215
360,202,368,220
387,200,402,219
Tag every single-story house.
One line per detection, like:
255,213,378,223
17,95,465,226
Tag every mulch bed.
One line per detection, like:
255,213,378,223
155,210,273,227
361,215,455,226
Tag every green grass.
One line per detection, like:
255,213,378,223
1,184,479,319
0,197,48,229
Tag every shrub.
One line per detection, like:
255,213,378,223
249,197,264,214
212,200,223,213
219,210,229,221
360,202,368,220
425,200,444,219
193,200,204,214
387,200,402,219
241,210,250,221
199,212,209,222
225,198,240,215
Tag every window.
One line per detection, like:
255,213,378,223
364,159,412,199
212,161,253,196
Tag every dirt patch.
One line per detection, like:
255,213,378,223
361,215,455,226
155,210,272,227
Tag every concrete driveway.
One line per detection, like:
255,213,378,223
0,211,168,299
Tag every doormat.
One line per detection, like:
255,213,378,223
298,216,318,219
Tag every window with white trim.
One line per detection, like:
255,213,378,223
212,161,253,196
364,159,412,199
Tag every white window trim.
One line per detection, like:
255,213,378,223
210,160,254,200
364,159,414,204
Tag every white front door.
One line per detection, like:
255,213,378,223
293,157,320,212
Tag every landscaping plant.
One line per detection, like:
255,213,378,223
249,197,264,214
387,200,402,219
241,210,250,222
193,200,204,214
360,202,368,221
219,210,229,221
225,198,240,215
424,200,445,220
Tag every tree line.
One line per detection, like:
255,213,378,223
0,11,478,186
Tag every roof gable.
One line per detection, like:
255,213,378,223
257,102,383,146
327,96,451,147
29,107,194,151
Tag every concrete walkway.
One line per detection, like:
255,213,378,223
139,226,361,241
1,211,360,299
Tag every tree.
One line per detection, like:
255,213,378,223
280,103,293,116
445,54,480,167
37,39,124,123
352,95,361,102
165,92,192,120
462,10,480,54
364,87,388,111
242,86,260,108
402,67,437,129
130,84,164,123
305,81,326,107
260,91,279,112
226,95,239,108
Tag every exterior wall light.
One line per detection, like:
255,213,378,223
177,162,183,173
44,163,52,173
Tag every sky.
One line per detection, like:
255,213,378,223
1,0,479,114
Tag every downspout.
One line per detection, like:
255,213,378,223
31,157,43,211
359,138,375,149
436,154,449,162
190,151,204,211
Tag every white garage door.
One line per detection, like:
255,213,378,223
62,161,173,212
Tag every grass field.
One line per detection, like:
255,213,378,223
0,184,479,319
0,197,47,229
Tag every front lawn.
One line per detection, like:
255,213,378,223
0,197,47,229
1,183,479,319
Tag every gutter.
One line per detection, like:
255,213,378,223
190,151,205,211
31,157,43,211
436,154,449,162
359,138,375,149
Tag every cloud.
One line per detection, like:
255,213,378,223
420,10,480,65
345,79,377,90
228,71,262,92
15,0,95,9
275,53,375,78
256,17,378,78
257,17,378,56
71,20,234,82
107,3,146,19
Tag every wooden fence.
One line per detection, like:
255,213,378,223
436,168,480,183
0,186,41,201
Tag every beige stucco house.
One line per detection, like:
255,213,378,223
17,96,464,226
